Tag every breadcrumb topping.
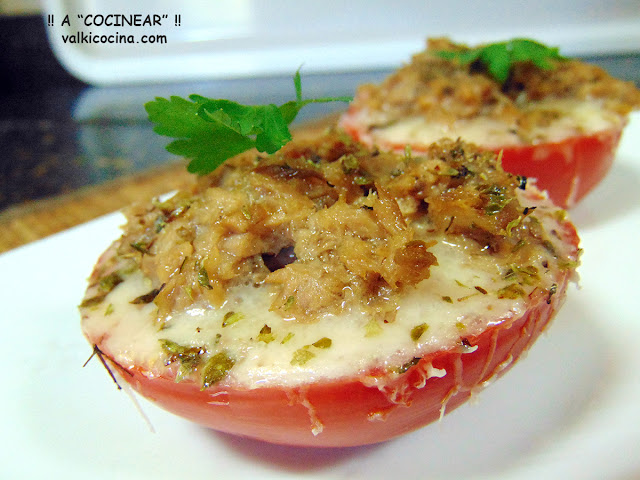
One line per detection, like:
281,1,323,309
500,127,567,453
88,132,573,323
349,37,640,142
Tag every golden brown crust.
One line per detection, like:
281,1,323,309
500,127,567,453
99,132,573,323
351,37,640,132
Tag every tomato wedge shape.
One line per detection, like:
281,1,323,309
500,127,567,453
80,134,580,447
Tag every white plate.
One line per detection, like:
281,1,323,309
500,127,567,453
1,114,639,479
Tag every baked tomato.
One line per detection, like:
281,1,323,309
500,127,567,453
80,133,580,447
340,114,624,209
338,37,640,209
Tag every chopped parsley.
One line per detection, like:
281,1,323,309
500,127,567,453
201,351,235,389
411,323,429,342
222,311,244,327
130,240,152,254
160,339,206,383
280,332,295,344
483,185,512,215
364,318,383,337
497,283,526,299
80,271,125,308
98,272,124,292
197,266,213,290
290,337,333,365
312,337,332,349
257,324,276,344
394,357,421,374
291,347,315,366
130,286,163,304
284,295,296,310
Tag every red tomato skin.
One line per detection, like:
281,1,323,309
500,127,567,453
121,285,563,447
116,219,578,448
497,128,623,209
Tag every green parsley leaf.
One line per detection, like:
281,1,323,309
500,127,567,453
437,38,566,84
145,70,351,175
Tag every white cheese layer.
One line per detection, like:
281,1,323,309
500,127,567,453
369,98,623,149
82,238,530,389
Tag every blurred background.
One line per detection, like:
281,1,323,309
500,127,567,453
1,0,639,251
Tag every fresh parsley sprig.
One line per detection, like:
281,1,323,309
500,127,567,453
437,38,566,84
145,71,351,174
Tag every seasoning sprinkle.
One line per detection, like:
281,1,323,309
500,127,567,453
411,323,429,342
222,311,243,327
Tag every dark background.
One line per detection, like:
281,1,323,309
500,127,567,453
1,14,639,212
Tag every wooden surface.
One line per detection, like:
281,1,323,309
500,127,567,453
0,161,193,254
0,117,334,254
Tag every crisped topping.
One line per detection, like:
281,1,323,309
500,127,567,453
349,37,640,140
97,132,572,323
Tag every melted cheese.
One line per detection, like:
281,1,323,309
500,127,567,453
82,237,530,389
369,98,624,149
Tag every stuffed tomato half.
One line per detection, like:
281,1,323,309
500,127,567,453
339,37,640,208
80,132,579,447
